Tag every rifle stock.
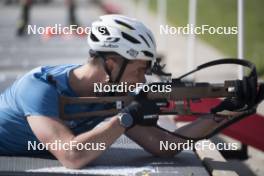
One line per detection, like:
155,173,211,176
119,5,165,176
59,81,237,120
59,96,134,120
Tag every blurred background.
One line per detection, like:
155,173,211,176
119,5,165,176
0,0,263,175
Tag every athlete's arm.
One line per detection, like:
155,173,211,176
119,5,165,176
27,115,125,169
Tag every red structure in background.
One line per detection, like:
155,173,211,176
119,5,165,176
175,98,264,151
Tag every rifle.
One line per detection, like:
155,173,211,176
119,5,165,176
59,59,264,140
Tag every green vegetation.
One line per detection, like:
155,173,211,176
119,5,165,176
149,0,264,77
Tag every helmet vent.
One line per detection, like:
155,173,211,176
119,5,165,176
114,19,135,30
121,32,140,44
142,50,154,58
139,34,150,48
147,33,154,45
90,32,99,42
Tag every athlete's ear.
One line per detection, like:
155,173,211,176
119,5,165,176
105,56,122,73
104,57,115,72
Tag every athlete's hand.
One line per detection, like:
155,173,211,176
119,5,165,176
121,98,159,127
211,77,259,113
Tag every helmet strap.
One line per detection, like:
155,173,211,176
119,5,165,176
101,55,128,84
112,59,128,83
89,49,128,84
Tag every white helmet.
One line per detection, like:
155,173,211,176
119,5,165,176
87,14,156,61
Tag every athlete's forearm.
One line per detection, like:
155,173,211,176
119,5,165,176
124,115,227,157
174,114,227,139
67,116,125,168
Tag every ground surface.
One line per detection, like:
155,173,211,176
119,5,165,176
0,135,209,176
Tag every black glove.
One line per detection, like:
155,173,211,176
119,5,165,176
121,98,160,127
211,77,258,114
